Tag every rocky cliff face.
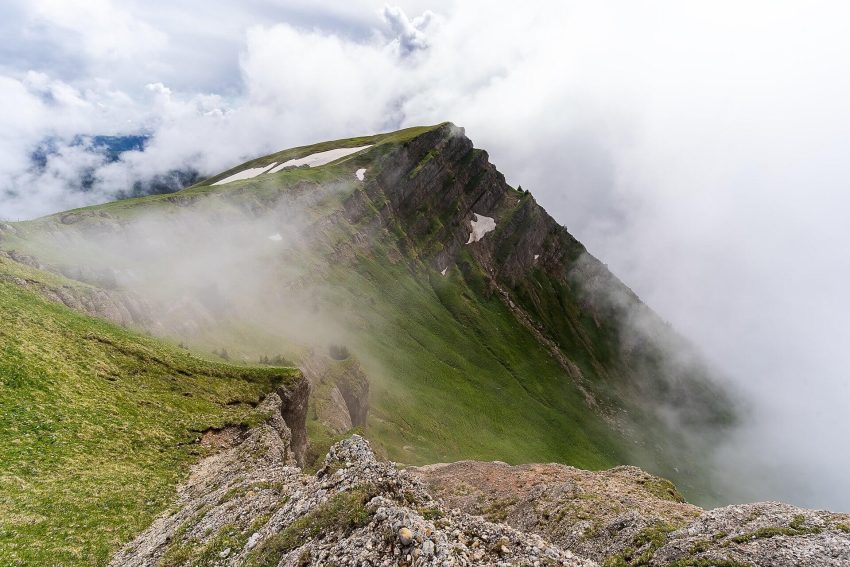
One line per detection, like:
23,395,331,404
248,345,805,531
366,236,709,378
343,123,735,490
300,351,370,434
277,378,310,468
113,417,850,567
0,250,154,327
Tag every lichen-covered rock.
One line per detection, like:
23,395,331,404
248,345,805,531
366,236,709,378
414,460,701,564
414,460,850,567
111,416,850,567
652,501,850,567
110,392,302,567
112,432,596,567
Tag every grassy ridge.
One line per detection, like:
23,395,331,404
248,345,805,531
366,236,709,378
0,260,298,565
4,123,444,223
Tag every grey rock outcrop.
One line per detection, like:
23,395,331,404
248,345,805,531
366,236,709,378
112,427,596,566
300,351,370,435
415,460,701,563
654,501,850,567
110,393,301,567
416,460,850,566
0,251,154,327
111,411,850,567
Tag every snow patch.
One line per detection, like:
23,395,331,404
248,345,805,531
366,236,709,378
534,254,540,261
268,145,372,173
355,168,367,181
466,213,496,244
441,267,448,276
212,163,278,185
268,233,283,242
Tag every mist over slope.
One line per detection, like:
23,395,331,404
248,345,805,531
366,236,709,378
0,253,301,565
0,123,736,504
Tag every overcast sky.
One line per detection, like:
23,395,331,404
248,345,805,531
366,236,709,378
1,1,849,511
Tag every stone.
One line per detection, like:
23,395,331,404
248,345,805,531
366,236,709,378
245,532,261,550
398,527,414,546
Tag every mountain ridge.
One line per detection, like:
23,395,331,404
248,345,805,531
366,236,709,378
2,123,848,565
1,122,733,493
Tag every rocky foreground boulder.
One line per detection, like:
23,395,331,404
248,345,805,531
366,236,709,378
111,394,592,566
112,395,850,566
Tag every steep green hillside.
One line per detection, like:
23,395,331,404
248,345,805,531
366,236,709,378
0,256,299,565
0,122,733,506
318,243,625,468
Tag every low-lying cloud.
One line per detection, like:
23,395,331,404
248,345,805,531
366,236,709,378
1,0,849,511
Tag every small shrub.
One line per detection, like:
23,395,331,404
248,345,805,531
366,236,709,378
259,355,295,365
643,477,686,503
603,523,675,566
418,506,444,521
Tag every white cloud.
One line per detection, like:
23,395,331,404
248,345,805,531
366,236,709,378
380,4,435,55
30,0,167,63
145,82,172,97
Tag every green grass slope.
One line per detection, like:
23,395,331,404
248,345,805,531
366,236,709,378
0,258,298,565
331,247,626,468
